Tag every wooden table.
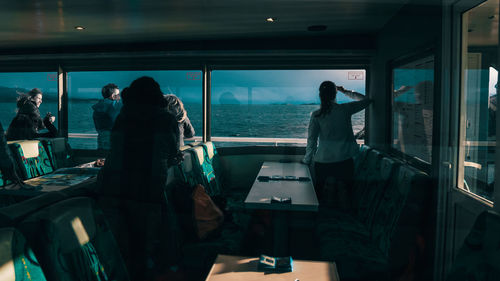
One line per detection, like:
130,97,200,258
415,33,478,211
205,255,339,281
0,167,99,197
244,162,318,255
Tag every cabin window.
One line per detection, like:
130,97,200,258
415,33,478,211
67,70,202,149
391,56,435,165
458,0,498,202
210,69,367,147
0,72,58,134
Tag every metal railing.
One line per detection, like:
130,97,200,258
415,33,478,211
68,133,365,145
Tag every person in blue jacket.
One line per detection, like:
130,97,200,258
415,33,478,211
92,83,122,150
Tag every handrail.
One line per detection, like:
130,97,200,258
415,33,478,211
68,133,365,145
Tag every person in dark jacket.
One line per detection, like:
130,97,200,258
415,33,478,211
164,94,195,146
92,83,122,150
96,77,182,280
6,88,57,140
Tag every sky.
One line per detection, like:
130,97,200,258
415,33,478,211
490,66,498,96
0,69,367,104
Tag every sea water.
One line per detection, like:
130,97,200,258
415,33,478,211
0,101,364,149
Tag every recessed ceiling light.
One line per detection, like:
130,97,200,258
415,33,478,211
74,26,85,30
266,18,276,22
307,25,327,32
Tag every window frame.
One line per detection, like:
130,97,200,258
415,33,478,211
455,0,499,204
208,67,369,147
0,51,372,150
388,49,437,173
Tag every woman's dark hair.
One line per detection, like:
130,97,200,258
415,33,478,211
28,88,42,98
123,77,164,106
16,88,42,109
317,81,337,117
101,83,119,99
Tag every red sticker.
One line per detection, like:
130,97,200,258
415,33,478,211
186,72,201,80
47,73,57,81
348,71,364,80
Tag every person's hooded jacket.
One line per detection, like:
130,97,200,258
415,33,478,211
92,98,122,149
6,95,57,140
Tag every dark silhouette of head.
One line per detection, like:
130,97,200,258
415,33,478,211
123,77,164,106
317,81,337,117
101,83,119,99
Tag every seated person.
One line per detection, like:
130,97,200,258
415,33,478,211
92,83,122,150
6,88,57,140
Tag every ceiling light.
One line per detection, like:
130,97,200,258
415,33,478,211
266,18,276,22
74,26,85,30
307,25,327,32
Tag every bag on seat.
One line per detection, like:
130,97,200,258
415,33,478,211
171,181,224,241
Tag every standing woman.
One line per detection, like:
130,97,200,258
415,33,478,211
303,81,372,204
6,88,57,140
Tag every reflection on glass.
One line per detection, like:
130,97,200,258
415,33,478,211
211,70,366,147
392,57,434,164
459,0,498,201
0,72,58,132
67,71,202,149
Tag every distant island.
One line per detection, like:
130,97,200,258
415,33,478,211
0,86,100,103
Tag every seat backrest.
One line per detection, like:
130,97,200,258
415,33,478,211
200,141,225,191
0,227,47,281
353,149,383,213
186,146,221,197
18,197,129,281
178,149,203,187
37,138,74,170
360,156,402,228
388,164,432,271
371,164,426,255
96,195,178,280
353,144,371,174
0,192,68,227
446,210,500,281
7,140,53,180
0,170,12,187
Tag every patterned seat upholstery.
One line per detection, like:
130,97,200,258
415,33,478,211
318,147,430,280
7,140,53,180
0,170,11,187
37,138,74,170
0,227,47,281
18,197,129,281
185,146,221,197
353,144,371,173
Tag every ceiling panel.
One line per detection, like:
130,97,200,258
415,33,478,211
0,0,434,49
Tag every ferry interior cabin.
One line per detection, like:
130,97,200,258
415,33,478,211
0,0,499,280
